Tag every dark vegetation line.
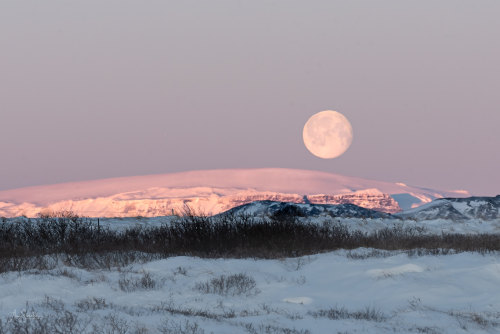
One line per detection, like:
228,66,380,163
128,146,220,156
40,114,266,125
0,211,499,273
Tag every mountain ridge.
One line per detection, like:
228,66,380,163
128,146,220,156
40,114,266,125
222,195,500,221
222,200,393,219
396,195,500,221
0,168,470,218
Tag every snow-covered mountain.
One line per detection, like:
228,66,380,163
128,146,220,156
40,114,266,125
396,195,500,221
306,189,400,213
0,168,469,218
227,195,500,222
223,200,393,219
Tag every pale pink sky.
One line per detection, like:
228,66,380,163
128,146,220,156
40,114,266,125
0,1,499,195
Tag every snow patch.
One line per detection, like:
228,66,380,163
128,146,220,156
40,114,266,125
283,297,313,305
367,264,425,279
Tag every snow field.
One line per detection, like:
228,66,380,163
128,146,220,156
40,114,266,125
0,250,499,333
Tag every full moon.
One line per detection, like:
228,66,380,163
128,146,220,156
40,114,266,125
303,110,353,159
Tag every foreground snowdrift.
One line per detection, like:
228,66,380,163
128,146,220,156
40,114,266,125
1,250,499,333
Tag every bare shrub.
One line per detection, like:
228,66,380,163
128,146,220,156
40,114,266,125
243,323,311,334
152,300,235,320
1,213,500,275
103,313,129,334
38,210,80,221
346,249,397,260
195,273,259,296
5,315,47,334
132,323,149,334
0,255,57,273
158,319,205,334
75,297,108,312
410,326,442,334
448,310,497,329
65,252,160,271
310,305,386,322
51,310,84,334
119,271,159,292
40,296,65,313
281,257,314,271
4,299,89,334
174,266,188,276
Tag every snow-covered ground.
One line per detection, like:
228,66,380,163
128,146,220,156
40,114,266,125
1,250,499,333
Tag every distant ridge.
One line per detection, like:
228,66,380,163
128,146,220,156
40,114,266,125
222,195,500,221
222,200,393,219
0,168,470,217
396,195,500,221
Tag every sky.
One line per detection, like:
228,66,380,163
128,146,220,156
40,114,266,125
0,0,499,195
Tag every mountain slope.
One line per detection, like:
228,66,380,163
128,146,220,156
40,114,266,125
396,195,500,221
0,168,469,217
223,200,393,219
